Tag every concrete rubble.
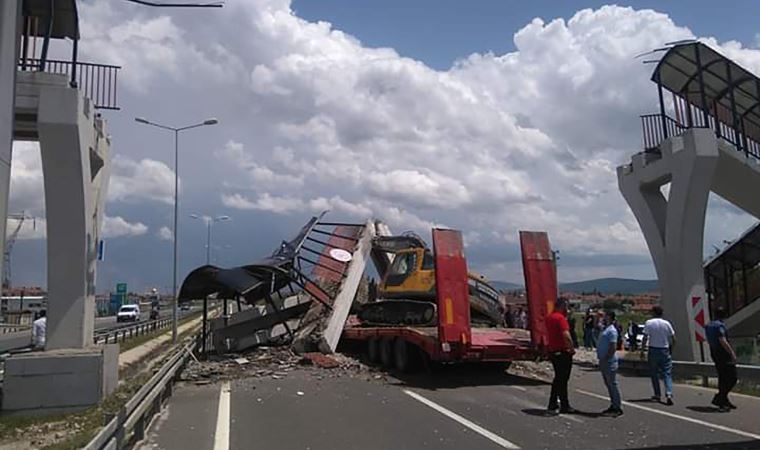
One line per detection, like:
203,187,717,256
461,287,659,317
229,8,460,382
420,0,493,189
179,346,388,385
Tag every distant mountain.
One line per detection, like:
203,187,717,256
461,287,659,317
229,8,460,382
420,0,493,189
490,278,659,295
490,281,523,291
560,278,659,295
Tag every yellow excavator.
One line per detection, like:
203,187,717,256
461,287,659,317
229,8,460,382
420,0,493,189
360,233,504,326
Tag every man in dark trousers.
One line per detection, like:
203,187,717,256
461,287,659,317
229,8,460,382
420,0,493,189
705,307,738,412
546,297,576,414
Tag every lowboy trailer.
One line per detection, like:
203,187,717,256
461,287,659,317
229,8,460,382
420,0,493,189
341,228,557,372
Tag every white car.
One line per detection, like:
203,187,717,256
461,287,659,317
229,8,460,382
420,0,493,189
623,332,645,350
117,304,141,322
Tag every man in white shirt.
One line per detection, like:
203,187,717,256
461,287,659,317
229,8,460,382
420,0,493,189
32,310,46,350
641,305,675,405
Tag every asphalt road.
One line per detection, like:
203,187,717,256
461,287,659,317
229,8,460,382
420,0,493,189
140,361,760,450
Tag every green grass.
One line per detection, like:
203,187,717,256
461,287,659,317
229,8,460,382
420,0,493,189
117,312,201,353
0,314,203,449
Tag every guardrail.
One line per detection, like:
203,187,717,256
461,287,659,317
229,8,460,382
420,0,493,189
93,318,173,345
619,358,760,383
84,340,196,450
0,324,31,334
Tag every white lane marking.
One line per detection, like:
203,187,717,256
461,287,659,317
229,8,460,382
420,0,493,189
509,386,527,392
577,389,760,440
505,385,583,423
214,381,231,450
403,389,520,449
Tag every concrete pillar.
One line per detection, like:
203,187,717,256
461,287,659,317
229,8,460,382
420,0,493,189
618,129,718,360
37,83,110,350
0,1,21,292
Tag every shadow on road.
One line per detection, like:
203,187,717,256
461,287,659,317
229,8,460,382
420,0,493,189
628,397,661,404
389,363,547,391
686,405,728,414
616,440,760,450
522,408,603,418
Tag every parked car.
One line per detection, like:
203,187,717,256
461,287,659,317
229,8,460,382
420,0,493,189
179,303,191,311
623,331,645,350
116,304,141,322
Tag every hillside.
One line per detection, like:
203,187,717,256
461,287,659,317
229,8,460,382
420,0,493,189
491,278,659,295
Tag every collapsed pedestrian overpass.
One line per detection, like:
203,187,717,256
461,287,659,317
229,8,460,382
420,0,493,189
618,42,760,360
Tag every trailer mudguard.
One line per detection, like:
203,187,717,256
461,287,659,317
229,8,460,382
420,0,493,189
433,229,471,346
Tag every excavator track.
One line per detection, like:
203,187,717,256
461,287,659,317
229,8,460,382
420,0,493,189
358,300,437,326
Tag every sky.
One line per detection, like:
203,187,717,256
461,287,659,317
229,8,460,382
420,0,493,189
8,0,760,294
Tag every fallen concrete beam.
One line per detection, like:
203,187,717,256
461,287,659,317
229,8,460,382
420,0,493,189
292,220,375,354
318,220,374,353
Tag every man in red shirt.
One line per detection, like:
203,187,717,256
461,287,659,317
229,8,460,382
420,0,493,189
546,297,576,414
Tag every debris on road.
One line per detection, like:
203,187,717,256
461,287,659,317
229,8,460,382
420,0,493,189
178,345,385,385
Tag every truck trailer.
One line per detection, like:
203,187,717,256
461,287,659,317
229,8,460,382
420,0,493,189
341,228,557,372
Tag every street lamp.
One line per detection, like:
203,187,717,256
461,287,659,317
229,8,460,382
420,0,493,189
189,214,230,265
134,116,218,343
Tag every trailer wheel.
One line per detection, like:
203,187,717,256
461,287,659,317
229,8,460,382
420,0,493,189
367,338,380,364
379,338,394,369
393,338,415,373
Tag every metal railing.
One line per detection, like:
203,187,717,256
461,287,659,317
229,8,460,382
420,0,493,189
641,111,760,161
84,340,196,450
18,58,121,110
619,357,760,384
640,113,688,151
94,318,173,345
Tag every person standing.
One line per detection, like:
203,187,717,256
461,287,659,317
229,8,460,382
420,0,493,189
627,321,639,351
583,311,595,348
642,305,675,405
32,309,46,350
705,307,738,411
504,305,514,328
545,298,576,414
519,308,528,330
597,311,623,416
568,307,579,348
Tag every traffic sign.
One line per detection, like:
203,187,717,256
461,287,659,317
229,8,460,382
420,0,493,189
116,283,127,294
691,294,706,343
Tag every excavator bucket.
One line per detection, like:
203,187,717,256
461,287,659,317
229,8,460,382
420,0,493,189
519,231,557,351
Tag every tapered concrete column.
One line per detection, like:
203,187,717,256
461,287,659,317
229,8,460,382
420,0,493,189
37,81,110,350
0,1,21,292
618,129,718,360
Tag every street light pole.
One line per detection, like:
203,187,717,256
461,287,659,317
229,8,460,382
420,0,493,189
135,116,218,344
190,214,230,265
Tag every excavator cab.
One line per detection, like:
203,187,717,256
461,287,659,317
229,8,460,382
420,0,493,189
381,248,435,300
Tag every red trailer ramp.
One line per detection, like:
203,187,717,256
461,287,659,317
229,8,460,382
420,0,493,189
519,231,557,353
432,228,471,349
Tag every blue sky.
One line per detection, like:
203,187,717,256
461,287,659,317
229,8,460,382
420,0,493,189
9,1,760,293
293,1,760,70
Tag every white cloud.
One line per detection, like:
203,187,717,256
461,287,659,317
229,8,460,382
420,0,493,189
9,142,45,215
221,192,305,214
50,1,760,287
102,216,148,238
7,217,45,240
109,156,176,205
9,215,147,240
157,226,173,242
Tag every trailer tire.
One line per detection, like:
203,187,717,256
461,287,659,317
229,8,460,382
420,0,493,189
393,338,415,373
367,338,380,364
380,338,394,369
